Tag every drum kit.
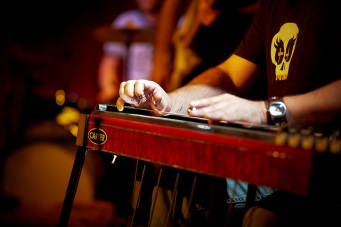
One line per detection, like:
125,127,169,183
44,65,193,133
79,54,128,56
92,25,156,84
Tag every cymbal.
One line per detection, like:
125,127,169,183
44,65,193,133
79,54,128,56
92,26,155,43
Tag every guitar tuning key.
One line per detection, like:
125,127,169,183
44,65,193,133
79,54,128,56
301,135,315,150
315,136,329,153
300,128,314,150
287,132,301,148
329,139,341,154
273,131,288,146
286,127,300,148
329,130,341,154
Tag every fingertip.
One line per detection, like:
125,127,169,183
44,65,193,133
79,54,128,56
187,106,196,114
116,98,124,111
151,95,157,108
189,100,197,106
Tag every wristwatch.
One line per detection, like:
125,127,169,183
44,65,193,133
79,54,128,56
265,96,287,127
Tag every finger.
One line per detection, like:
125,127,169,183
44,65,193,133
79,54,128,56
118,81,130,102
134,80,165,109
117,81,140,106
188,101,224,120
124,80,137,99
150,95,157,109
134,80,147,100
118,80,140,105
188,98,213,116
130,80,151,107
116,97,125,111
150,92,166,114
139,82,170,114
190,95,222,108
118,81,126,97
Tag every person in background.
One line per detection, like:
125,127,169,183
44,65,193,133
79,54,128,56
97,0,163,104
116,0,341,226
152,0,261,93
96,1,166,225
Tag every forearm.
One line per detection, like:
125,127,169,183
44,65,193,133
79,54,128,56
284,79,341,128
168,67,233,114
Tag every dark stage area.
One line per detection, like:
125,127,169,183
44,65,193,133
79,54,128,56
0,1,137,226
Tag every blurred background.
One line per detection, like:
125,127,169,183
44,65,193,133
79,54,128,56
1,0,261,225
0,0,137,226
0,0,136,133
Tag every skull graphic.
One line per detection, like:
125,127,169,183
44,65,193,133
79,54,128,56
271,23,299,80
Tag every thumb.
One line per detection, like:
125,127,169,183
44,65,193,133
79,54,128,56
150,91,171,115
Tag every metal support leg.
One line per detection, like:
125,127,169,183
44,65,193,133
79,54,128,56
246,184,257,210
58,145,87,227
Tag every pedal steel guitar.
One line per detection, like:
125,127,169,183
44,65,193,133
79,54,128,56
58,104,341,227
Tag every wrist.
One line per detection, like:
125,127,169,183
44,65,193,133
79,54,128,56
261,100,269,124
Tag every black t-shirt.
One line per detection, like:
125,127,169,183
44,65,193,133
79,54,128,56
183,1,259,82
234,0,341,97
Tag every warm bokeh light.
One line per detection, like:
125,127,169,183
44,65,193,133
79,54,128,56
68,92,78,103
69,124,78,137
55,90,66,106
78,98,88,110
56,106,80,124
55,106,81,137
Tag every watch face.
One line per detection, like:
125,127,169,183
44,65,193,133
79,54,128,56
269,101,286,117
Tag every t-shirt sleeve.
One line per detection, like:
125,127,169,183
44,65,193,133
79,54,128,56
233,0,266,68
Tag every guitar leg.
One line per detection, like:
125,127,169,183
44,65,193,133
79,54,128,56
58,145,87,227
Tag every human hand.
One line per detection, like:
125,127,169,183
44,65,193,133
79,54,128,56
116,80,172,115
188,93,267,127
